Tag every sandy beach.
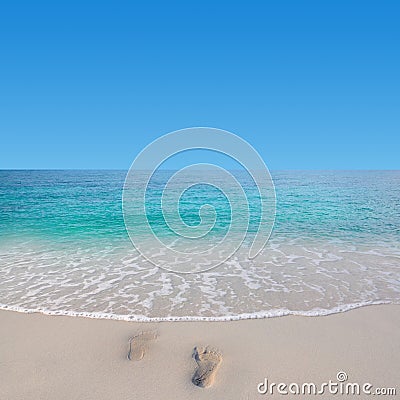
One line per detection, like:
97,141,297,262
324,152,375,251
0,304,399,399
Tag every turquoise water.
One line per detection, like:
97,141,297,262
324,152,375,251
1,170,399,242
0,170,399,320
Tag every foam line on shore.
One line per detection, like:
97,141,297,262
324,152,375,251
0,300,395,322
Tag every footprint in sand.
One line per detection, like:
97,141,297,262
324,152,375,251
127,331,157,361
192,346,222,388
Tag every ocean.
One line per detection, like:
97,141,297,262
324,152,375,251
0,170,399,321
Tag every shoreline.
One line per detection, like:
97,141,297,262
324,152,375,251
1,304,399,399
0,300,396,323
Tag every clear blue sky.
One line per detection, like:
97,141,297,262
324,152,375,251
0,0,399,169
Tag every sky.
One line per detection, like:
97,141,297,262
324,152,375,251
0,0,399,170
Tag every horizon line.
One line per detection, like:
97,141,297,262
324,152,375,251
1,168,399,172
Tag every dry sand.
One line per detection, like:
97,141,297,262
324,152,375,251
0,305,399,399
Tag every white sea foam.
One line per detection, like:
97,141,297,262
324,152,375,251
0,300,395,322
0,236,399,322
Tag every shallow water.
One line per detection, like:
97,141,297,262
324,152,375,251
0,170,399,320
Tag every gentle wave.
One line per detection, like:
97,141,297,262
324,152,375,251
1,237,399,320
0,300,397,322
